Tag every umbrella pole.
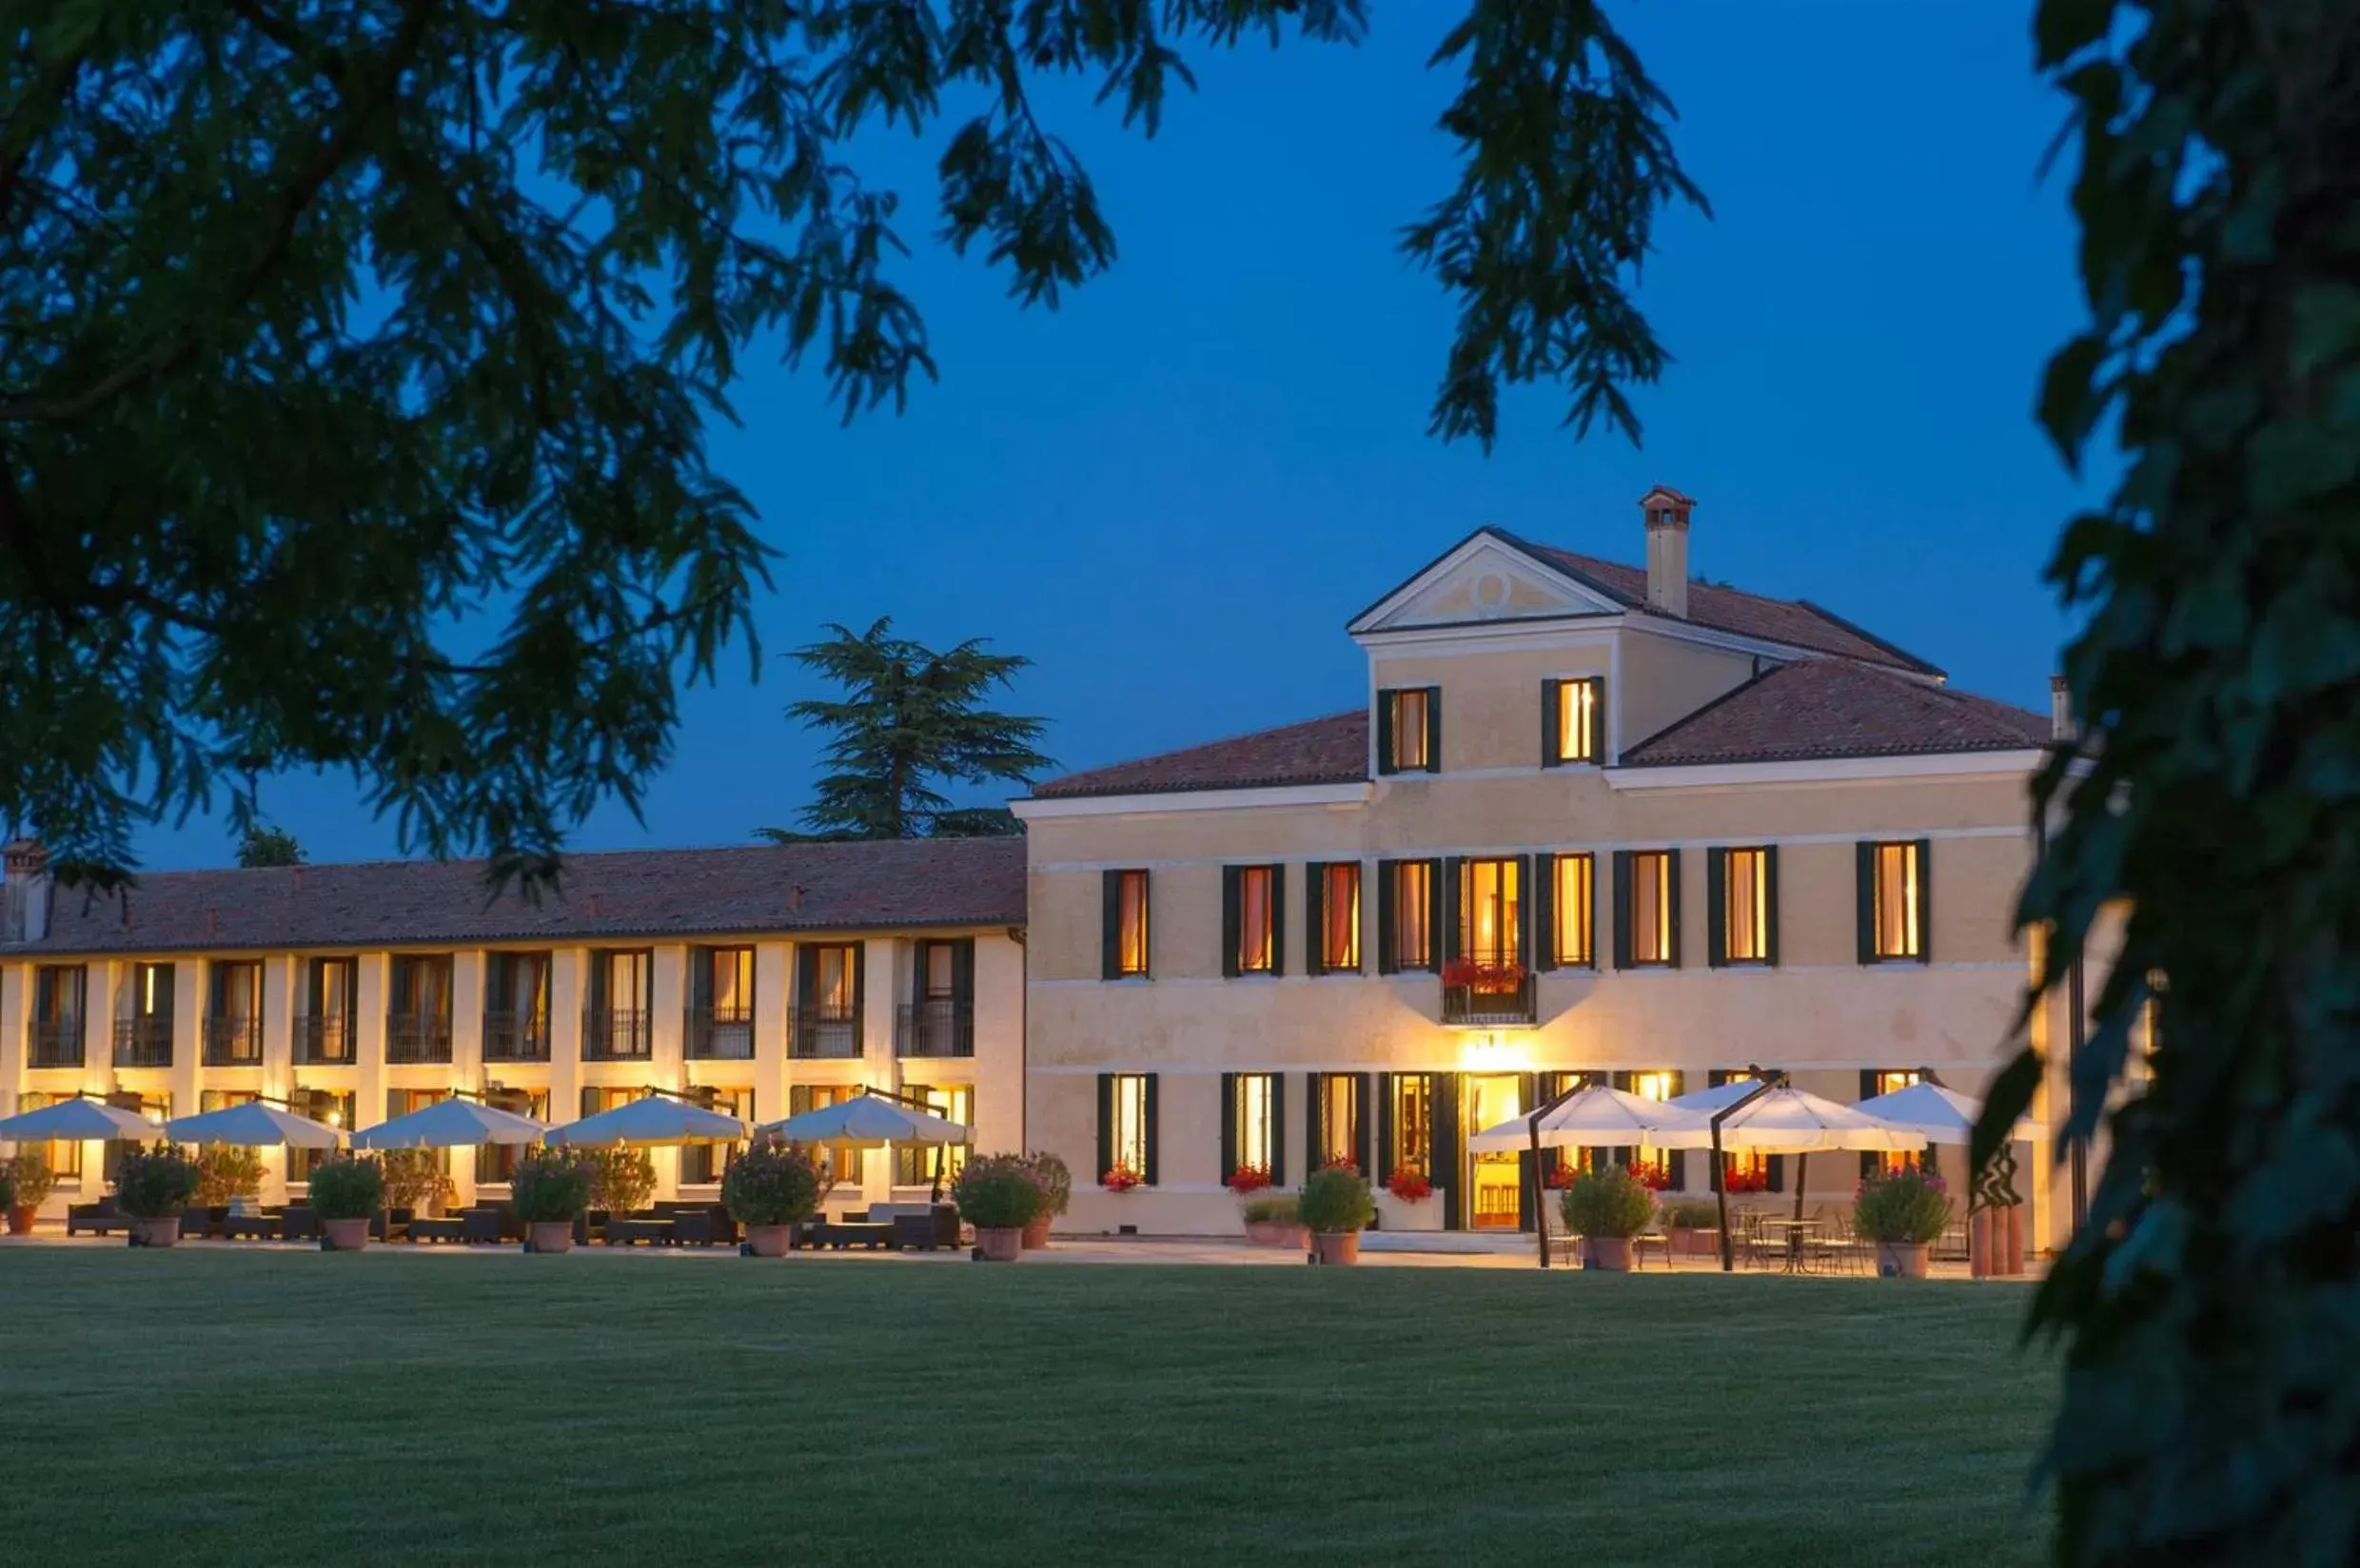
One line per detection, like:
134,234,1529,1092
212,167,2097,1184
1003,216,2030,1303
930,1142,943,1205
1794,1152,1808,1224
1529,1111,1548,1269
1714,1124,1732,1273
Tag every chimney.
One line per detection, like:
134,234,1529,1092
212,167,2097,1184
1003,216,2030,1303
2,838,52,944
1640,486,1696,618
2050,674,2075,741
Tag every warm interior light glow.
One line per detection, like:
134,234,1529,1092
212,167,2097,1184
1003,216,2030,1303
1460,1036,1529,1072
1632,1071,1673,1103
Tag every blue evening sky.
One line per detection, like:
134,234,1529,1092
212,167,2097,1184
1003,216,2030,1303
144,1,2092,871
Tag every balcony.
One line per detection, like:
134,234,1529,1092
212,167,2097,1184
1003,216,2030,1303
201,1015,263,1067
292,1014,355,1066
112,1016,173,1068
482,1009,551,1063
686,1006,754,1061
385,1013,453,1065
583,1009,652,1062
30,1019,83,1069
895,999,974,1058
1440,968,1538,1028
791,1006,861,1059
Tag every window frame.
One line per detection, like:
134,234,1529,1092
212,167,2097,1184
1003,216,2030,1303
1709,845,1777,967
1099,1072,1156,1185
1310,861,1362,976
1222,863,1283,977
1546,852,1595,969
1544,676,1605,766
1378,857,1440,973
1616,849,1681,969
1457,856,1524,969
1221,1071,1282,1186
1375,686,1441,775
1102,868,1152,979
1859,839,1930,963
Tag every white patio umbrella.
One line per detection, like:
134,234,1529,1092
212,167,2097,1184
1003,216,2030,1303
1467,1084,1716,1153
1713,1086,1921,1157
352,1097,548,1149
0,1096,166,1144
164,1101,343,1148
541,1094,745,1147
758,1090,971,1199
1854,1081,2032,1146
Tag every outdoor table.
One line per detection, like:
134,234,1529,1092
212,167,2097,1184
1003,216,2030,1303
1758,1219,1819,1274
603,1216,673,1246
406,1216,467,1244
221,1213,280,1241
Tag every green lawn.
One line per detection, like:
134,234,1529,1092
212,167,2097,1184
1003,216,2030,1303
0,1249,2052,1565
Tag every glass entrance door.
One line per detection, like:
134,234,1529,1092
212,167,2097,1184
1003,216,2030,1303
1465,1073,1524,1230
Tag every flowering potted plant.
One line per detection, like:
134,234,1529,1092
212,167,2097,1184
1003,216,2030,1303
2,1151,53,1234
1627,1160,1671,1192
1101,1164,1144,1193
1228,1164,1272,1195
1721,1163,1770,1195
193,1145,266,1218
379,1148,457,1219
1440,958,1527,992
306,1154,385,1251
1562,1166,1655,1270
1376,1163,1441,1230
113,1147,200,1247
1241,1193,1307,1248
1544,1162,1576,1191
954,1153,1047,1262
722,1140,831,1256
511,1151,594,1253
1298,1164,1375,1264
1854,1169,1954,1279
1022,1150,1070,1248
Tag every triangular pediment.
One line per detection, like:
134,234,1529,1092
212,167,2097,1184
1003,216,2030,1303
1350,530,1625,635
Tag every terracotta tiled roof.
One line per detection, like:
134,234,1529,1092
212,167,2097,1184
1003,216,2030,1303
1498,531,1942,675
1031,711,1369,799
3,837,1027,955
1619,659,2052,767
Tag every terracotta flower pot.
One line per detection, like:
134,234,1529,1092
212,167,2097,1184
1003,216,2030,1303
6,1205,35,1236
1310,1230,1361,1265
1021,1215,1052,1250
1878,1241,1932,1279
745,1224,793,1258
974,1225,1024,1262
132,1216,182,1248
321,1218,370,1252
526,1221,576,1255
1584,1236,1636,1272
1244,1220,1280,1247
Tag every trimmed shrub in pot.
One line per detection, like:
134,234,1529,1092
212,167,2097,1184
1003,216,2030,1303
953,1153,1045,1262
3,1151,55,1234
1561,1166,1655,1271
193,1144,266,1210
581,1148,657,1217
1662,1197,1721,1257
114,1147,200,1247
306,1155,385,1251
722,1141,830,1256
1298,1165,1375,1265
1241,1193,1307,1249
1854,1169,1954,1279
512,1151,594,1253
379,1148,457,1218
1021,1149,1071,1249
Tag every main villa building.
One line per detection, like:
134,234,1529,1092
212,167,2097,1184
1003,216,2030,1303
0,493,2093,1249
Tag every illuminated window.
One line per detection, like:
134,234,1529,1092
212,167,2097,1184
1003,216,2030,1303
682,1087,754,1186
1458,859,1523,969
1315,862,1361,974
1226,865,1279,975
1384,859,1436,971
1719,847,1773,964
1310,1073,1362,1168
1623,851,1675,967
1103,870,1151,979
1863,1069,1924,1176
30,966,84,1067
479,1088,550,1185
787,1085,862,1185
1226,1072,1278,1183
1101,1073,1154,1181
896,1085,971,1186
15,1092,83,1184
1378,687,1438,774
1548,853,1595,967
1386,1073,1434,1178
1550,677,1603,764
287,1088,354,1183
134,961,173,1018
1864,841,1925,960
809,945,858,1020
200,1088,260,1112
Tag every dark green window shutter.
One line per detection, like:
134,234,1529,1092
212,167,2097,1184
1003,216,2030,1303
1375,692,1397,776
1767,1153,1786,1193
1095,1074,1114,1179
1423,686,1443,772
1763,846,1782,967
1219,1072,1237,1182
1269,864,1287,978
1305,1073,1325,1170
1142,1074,1160,1186
1269,1073,1288,1186
580,1086,601,1120
1375,1074,1395,1183
1220,867,1242,979
1915,837,1934,963
1584,677,1606,762
1432,1074,1462,1229
1305,862,1327,976
1516,1070,1539,1229
1611,852,1633,970
1860,1070,1880,1178
1101,870,1124,979
1354,1073,1374,1177
1541,678,1563,768
1515,855,1535,972
1665,848,1683,969
953,939,975,1006
1532,853,1557,972
1856,842,1877,964
1376,861,1400,975
1439,857,1463,965
1704,846,1728,969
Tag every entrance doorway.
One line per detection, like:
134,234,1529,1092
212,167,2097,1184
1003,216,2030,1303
1465,1073,1524,1230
